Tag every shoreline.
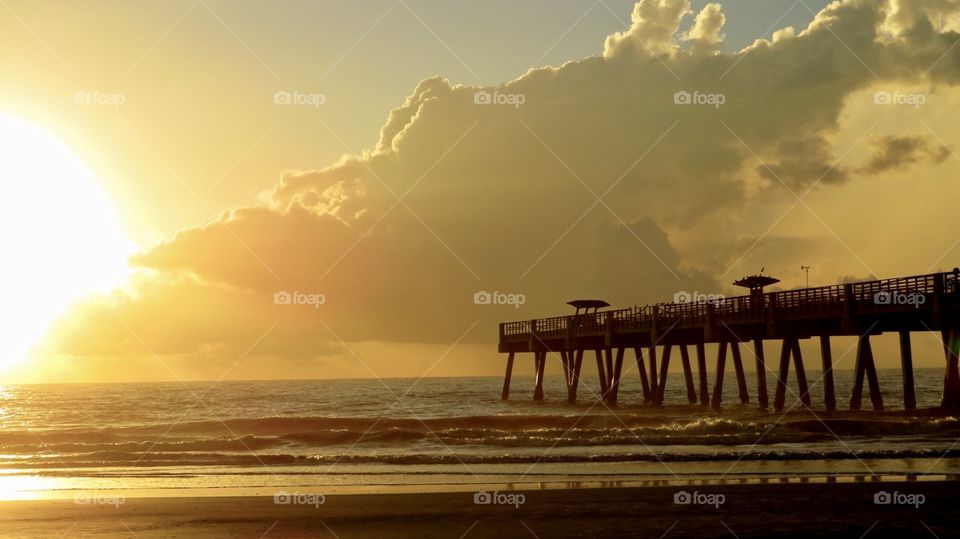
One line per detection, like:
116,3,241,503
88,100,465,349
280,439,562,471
4,472,957,501
0,479,956,538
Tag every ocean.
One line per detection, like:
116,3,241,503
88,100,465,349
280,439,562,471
2,368,960,499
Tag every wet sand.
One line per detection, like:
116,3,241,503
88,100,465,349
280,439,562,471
0,480,957,538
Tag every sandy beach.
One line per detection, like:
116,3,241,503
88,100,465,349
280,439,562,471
0,480,956,538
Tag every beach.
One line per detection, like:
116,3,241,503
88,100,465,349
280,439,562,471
0,480,956,538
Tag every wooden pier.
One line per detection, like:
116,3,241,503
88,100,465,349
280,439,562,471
498,270,960,410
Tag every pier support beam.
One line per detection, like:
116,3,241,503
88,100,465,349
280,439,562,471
656,345,673,404
731,342,750,404
942,329,960,409
634,347,652,402
820,336,836,411
792,339,810,408
648,346,659,400
563,350,585,404
605,348,614,390
680,346,697,404
560,351,571,392
774,339,791,412
773,338,810,411
899,332,916,411
850,335,883,411
501,352,515,400
595,349,608,398
605,348,625,405
533,351,546,402
712,342,728,410
754,339,769,409
696,342,709,406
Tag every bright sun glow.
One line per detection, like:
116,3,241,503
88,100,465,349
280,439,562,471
0,114,134,371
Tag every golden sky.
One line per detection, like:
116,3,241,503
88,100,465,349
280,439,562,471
3,0,960,383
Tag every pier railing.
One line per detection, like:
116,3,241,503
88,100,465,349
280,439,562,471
500,271,960,343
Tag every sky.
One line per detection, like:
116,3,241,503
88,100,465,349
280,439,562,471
2,0,960,383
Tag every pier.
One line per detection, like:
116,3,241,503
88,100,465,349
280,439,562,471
498,270,960,410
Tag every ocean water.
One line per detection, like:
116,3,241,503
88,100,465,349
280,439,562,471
1,369,960,498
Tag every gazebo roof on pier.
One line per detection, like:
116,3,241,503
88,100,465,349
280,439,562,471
567,299,610,311
733,275,780,290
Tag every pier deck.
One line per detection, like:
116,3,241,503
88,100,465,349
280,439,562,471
497,271,960,410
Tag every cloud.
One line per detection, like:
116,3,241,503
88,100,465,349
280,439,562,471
43,0,960,377
684,3,726,55
604,0,694,57
856,134,950,174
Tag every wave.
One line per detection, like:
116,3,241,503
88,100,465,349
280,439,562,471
4,447,960,469
3,414,959,444
3,413,960,469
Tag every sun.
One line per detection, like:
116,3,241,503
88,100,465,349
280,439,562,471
0,114,134,371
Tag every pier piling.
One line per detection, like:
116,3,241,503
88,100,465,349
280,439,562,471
595,349,608,398
754,339,769,409
899,332,916,410
656,345,672,404
605,348,625,405
942,329,960,409
648,346,659,400
696,342,709,406
533,351,546,402
712,342,728,410
850,335,882,411
501,351,514,400
819,336,836,411
792,339,811,408
634,347,652,402
680,345,697,404
731,342,749,404
774,339,791,412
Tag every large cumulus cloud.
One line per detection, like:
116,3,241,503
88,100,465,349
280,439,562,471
42,0,960,375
